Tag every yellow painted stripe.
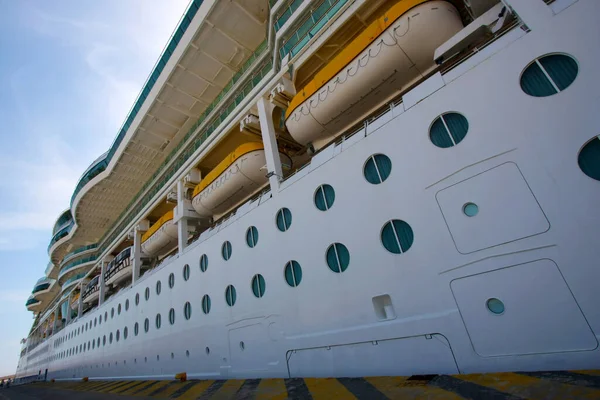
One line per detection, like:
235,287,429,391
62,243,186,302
285,0,429,119
176,380,215,400
120,380,159,395
107,380,145,394
73,381,106,391
459,372,600,400
191,142,265,198
209,379,245,399
303,378,356,400
366,376,464,400
150,381,188,397
81,381,116,391
134,380,171,396
97,380,133,392
141,210,174,242
255,379,289,400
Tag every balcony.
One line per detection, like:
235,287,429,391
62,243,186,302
32,282,51,295
58,254,97,284
61,273,87,292
52,209,72,236
26,296,41,311
48,221,74,253
60,244,98,267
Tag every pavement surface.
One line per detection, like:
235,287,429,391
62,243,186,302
4,370,600,399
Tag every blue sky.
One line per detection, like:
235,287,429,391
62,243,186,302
0,0,188,376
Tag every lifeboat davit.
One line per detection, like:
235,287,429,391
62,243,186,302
141,212,178,256
82,275,100,304
105,247,133,287
70,292,80,310
285,0,463,147
191,143,292,217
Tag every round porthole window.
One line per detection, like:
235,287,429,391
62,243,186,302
202,295,211,315
276,208,292,232
144,318,149,333
326,243,350,273
156,313,161,329
314,184,335,211
486,298,505,315
123,327,128,340
184,302,192,320
135,293,140,305
221,241,232,261
168,273,175,288
225,285,237,307
251,274,266,298
156,280,161,295
183,264,190,281
134,323,139,336
381,220,414,254
429,113,469,148
578,136,600,181
463,202,479,217
118,303,122,315
246,226,259,248
364,154,392,184
169,308,175,325
199,254,208,272
520,54,578,97
145,287,150,301
284,260,302,287
125,299,129,311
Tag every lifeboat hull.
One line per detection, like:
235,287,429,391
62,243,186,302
141,220,178,257
106,263,132,288
192,149,291,218
285,1,463,147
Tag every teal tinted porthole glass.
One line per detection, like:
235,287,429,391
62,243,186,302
284,261,302,287
199,254,208,272
123,327,128,340
463,202,479,217
222,241,232,261
326,243,350,273
183,264,190,281
225,285,237,307
145,287,150,301
578,137,600,181
184,301,192,320
155,313,161,329
521,54,578,97
134,323,139,336
168,273,175,288
144,318,149,333
430,113,469,148
156,280,161,295
251,274,266,298
169,308,175,325
381,220,414,254
364,154,392,184
314,184,335,211
135,293,140,305
246,226,259,248
486,298,505,314
202,295,211,314
276,208,292,232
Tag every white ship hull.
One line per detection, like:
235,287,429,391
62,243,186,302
15,0,600,383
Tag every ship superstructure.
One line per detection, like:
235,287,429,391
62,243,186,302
17,0,600,381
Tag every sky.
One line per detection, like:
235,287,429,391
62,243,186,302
0,0,189,376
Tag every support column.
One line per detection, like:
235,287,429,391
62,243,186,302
99,260,107,306
52,308,59,333
257,97,283,194
77,281,84,317
132,228,143,284
65,295,72,324
177,180,188,254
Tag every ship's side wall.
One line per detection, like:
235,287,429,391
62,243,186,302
17,0,600,380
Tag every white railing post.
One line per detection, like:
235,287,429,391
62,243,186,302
257,97,284,194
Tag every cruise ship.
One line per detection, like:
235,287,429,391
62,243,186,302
16,0,600,383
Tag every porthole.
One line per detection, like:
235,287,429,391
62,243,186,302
486,298,505,315
202,295,211,314
184,302,192,320
246,226,259,248
155,314,161,329
109,333,113,344
134,323,139,336
251,274,266,298
381,219,414,254
116,330,120,342
144,318,149,333
156,280,162,295
124,327,128,340
171,352,175,359
284,260,302,287
135,293,140,305
578,136,600,181
463,202,479,217
97,337,100,347
326,243,350,273
521,54,578,97
364,154,392,184
221,241,232,261
125,299,129,311
186,350,190,358
118,303,122,315
104,312,108,322
183,264,190,281
145,287,150,301
240,341,245,351
168,273,175,288
225,285,237,307
169,308,175,325
429,113,469,148
276,208,292,232
205,347,210,355
111,308,114,318
314,184,335,211
199,254,208,272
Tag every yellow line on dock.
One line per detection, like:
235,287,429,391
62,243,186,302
304,377,356,399
255,379,289,400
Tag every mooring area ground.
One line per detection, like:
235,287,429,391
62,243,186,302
4,370,600,399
